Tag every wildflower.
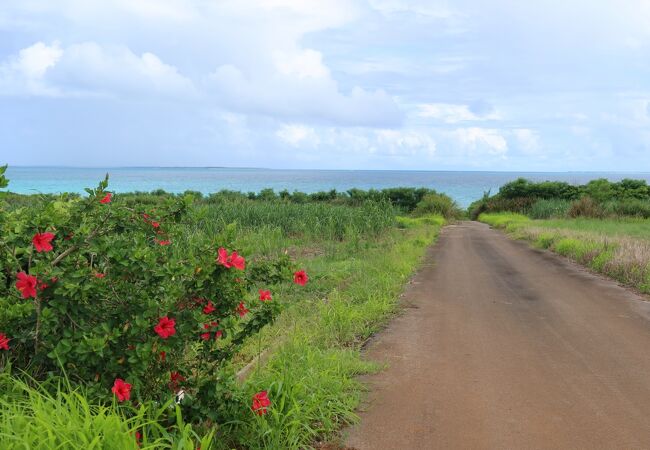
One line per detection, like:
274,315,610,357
0,333,10,350
236,302,249,318
155,239,171,246
15,272,38,299
94,272,106,279
293,270,309,286
251,391,271,415
151,221,160,228
159,351,166,362
32,232,55,252
217,247,246,270
202,300,216,314
99,193,112,204
259,290,272,302
111,378,132,402
154,316,176,339
200,332,211,341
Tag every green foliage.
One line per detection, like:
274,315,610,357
412,192,461,219
0,174,285,427
0,165,8,189
528,199,571,219
568,196,605,218
473,177,650,220
0,372,213,449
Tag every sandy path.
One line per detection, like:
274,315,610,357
345,221,650,450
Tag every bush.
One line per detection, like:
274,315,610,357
412,192,460,219
568,196,605,218
0,173,287,426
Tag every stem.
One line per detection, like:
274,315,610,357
34,294,41,354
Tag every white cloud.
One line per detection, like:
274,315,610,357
453,127,508,156
375,129,436,156
0,41,63,95
512,128,541,154
368,0,456,19
417,103,500,123
0,41,196,98
276,124,320,147
208,64,402,126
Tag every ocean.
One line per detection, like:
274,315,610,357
4,167,650,207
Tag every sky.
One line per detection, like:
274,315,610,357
1,0,650,171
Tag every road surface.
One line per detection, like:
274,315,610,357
345,221,650,449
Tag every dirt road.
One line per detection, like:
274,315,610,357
345,221,650,450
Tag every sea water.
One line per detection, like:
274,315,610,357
5,167,650,207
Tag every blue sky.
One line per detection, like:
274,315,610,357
1,0,649,170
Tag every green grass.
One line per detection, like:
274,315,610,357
478,213,650,293
1,189,444,450
533,217,650,240
0,374,213,450
221,216,444,449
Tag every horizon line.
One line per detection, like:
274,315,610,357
5,166,650,174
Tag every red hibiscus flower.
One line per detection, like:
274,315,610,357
94,272,106,279
202,300,216,314
111,378,132,402
15,272,38,299
217,247,246,270
0,333,10,351
200,332,211,341
259,290,272,302
236,302,249,317
293,270,309,286
155,239,171,246
99,193,112,204
32,232,55,252
214,330,223,339
154,316,176,339
168,371,186,392
251,391,271,415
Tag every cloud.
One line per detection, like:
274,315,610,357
512,128,541,154
0,41,63,95
375,129,436,156
453,127,508,157
276,124,320,147
0,41,196,98
417,102,500,123
209,62,403,126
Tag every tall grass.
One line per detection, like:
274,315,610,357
191,199,395,241
527,199,571,219
0,373,213,450
222,217,445,449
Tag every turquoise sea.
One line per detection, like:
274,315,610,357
4,167,650,207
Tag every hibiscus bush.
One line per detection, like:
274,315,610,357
0,169,303,426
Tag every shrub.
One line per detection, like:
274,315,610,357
412,192,460,219
568,196,605,218
0,173,287,426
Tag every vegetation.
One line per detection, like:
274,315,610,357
0,165,444,449
479,213,650,293
469,177,650,220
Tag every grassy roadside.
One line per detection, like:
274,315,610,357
221,216,445,449
479,213,650,293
